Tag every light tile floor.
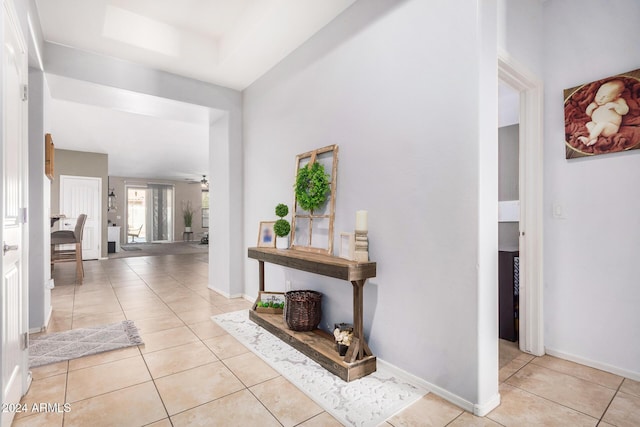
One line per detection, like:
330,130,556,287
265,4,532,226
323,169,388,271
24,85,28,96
14,254,640,426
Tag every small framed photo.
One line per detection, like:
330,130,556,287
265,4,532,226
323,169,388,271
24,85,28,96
339,232,355,260
257,221,276,247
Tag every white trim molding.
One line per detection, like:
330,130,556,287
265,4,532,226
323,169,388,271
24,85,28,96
546,347,640,382
498,49,545,357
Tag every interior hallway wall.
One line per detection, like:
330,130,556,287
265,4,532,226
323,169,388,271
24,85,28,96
243,0,499,409
542,0,640,379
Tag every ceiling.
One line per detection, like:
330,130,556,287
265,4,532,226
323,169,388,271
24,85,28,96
35,0,357,181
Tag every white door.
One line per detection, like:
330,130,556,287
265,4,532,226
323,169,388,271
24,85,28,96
2,0,29,425
59,176,101,260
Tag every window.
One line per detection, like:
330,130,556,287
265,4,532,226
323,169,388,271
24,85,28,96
202,190,209,228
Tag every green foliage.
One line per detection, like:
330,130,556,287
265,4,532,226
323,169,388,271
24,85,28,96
295,162,330,211
274,203,290,237
182,201,194,227
275,203,289,218
257,301,284,309
274,219,291,237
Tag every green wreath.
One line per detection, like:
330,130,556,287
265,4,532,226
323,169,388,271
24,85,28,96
295,162,330,211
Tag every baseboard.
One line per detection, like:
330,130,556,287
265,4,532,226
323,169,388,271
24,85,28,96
206,285,243,299
29,304,53,334
376,359,495,415
474,392,501,416
545,347,640,381
44,305,53,330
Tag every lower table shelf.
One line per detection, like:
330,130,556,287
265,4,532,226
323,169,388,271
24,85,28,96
249,310,376,382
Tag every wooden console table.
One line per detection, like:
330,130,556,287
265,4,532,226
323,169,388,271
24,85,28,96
248,247,377,381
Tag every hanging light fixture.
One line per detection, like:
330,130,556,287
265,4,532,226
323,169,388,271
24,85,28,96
108,188,117,211
200,175,209,190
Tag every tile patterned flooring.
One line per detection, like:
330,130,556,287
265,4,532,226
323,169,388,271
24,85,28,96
14,254,640,426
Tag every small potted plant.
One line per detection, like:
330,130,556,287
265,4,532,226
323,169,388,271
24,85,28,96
274,203,291,249
333,323,354,356
182,201,194,232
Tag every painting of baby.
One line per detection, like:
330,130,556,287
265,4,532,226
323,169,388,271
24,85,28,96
564,69,640,159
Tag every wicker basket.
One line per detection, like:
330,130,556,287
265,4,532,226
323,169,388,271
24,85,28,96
284,290,322,331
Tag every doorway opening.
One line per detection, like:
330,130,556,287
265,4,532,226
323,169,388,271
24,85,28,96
127,187,147,243
498,52,545,360
498,81,522,367
126,184,175,244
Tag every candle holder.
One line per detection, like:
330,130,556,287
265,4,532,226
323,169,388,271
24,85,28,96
354,229,369,262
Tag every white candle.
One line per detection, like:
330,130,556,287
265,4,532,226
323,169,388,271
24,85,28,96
355,210,368,231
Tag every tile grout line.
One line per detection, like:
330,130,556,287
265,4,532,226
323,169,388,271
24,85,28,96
121,264,173,426
597,380,624,425
528,357,625,391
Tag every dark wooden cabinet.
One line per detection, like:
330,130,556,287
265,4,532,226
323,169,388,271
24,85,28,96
499,250,519,342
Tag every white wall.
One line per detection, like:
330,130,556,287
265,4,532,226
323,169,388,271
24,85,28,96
498,0,543,76
244,0,498,408
542,0,640,379
27,68,52,331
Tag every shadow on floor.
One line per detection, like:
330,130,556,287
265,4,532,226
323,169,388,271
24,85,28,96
108,241,208,259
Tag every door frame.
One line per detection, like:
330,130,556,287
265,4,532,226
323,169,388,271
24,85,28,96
125,184,148,243
59,175,102,260
1,0,31,423
498,50,544,356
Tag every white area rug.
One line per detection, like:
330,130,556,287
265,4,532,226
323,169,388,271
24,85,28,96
212,310,427,427
29,320,144,368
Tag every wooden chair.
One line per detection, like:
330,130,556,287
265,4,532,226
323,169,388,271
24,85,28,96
51,214,87,284
127,225,143,243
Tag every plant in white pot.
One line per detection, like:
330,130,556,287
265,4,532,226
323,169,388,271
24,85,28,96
274,203,291,249
182,201,194,232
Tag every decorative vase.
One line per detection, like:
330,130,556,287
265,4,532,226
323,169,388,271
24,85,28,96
337,343,349,356
276,235,289,249
334,323,354,356
185,226,192,232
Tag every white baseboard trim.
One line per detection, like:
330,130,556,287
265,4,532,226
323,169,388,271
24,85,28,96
44,305,53,330
474,392,501,417
29,304,53,334
206,285,243,299
545,347,640,381
376,359,500,415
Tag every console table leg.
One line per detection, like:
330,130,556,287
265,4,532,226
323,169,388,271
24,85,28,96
350,279,369,360
259,261,265,292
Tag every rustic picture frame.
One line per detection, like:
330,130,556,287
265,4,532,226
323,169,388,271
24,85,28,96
257,221,276,248
290,145,339,255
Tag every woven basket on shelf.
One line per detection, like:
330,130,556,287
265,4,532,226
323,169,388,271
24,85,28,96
284,290,322,331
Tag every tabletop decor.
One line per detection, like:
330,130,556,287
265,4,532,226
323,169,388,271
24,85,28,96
257,221,276,247
295,162,330,211
274,203,291,249
334,323,354,356
290,145,339,255
354,210,369,262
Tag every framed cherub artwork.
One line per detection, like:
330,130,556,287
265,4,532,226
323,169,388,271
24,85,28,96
564,68,640,159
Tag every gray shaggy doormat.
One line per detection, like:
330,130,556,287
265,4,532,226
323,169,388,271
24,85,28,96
29,320,144,368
